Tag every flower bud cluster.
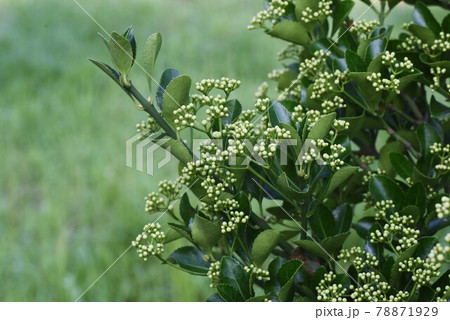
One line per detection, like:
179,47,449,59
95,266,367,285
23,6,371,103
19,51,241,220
311,70,349,99
430,67,448,91
241,110,258,122
255,81,269,99
322,144,346,170
362,168,386,184
350,20,380,36
321,96,346,114
136,115,160,139
224,120,258,156
278,43,303,61
349,272,391,302
292,105,305,123
203,95,228,124
428,241,449,266
254,98,271,113
367,73,400,94
244,264,270,281
248,0,289,30
173,103,197,131
299,50,330,79
436,196,450,219
158,180,181,199
306,110,322,127
338,247,379,272
382,51,414,73
398,256,441,288
430,142,450,173
144,180,181,214
374,199,395,220
254,126,292,159
144,192,165,214
400,32,450,56
370,212,419,253
333,119,349,131
132,223,165,261
360,155,375,165
207,261,221,287
178,155,236,201
195,77,241,96
221,210,249,233
268,68,287,80
300,0,332,23
316,271,348,302
213,198,240,213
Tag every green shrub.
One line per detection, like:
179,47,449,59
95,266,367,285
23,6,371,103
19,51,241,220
91,0,450,301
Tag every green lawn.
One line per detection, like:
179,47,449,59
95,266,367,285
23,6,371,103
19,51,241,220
0,0,440,301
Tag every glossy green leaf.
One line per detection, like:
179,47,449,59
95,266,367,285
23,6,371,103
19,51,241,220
179,193,195,225
353,217,375,239
430,96,450,120
168,246,210,275
423,216,450,236
267,20,310,46
223,100,242,125
265,257,286,295
191,215,221,253
293,0,318,20
153,137,192,165
206,294,224,302
389,153,413,180
413,1,441,36
268,100,291,126
417,123,442,156
294,232,351,260
216,284,244,302
390,242,419,287
89,59,134,101
414,236,438,259
332,1,355,35
379,141,405,176
307,112,336,140
277,69,297,91
309,204,335,240
345,50,366,72
219,257,251,300
276,172,306,198
365,38,387,63
443,13,450,33
388,0,401,9
162,75,192,126
332,204,353,234
168,223,193,242
143,32,162,92
408,24,435,45
122,27,136,64
369,175,404,209
156,68,181,109
326,166,359,195
109,32,133,77
251,230,282,266
279,123,302,155
163,228,183,244
277,260,303,302
403,182,427,216
347,72,382,111
364,223,384,261
246,295,270,302
399,205,420,224
98,33,110,51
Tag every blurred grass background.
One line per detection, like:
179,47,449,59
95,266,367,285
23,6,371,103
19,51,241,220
0,0,444,301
